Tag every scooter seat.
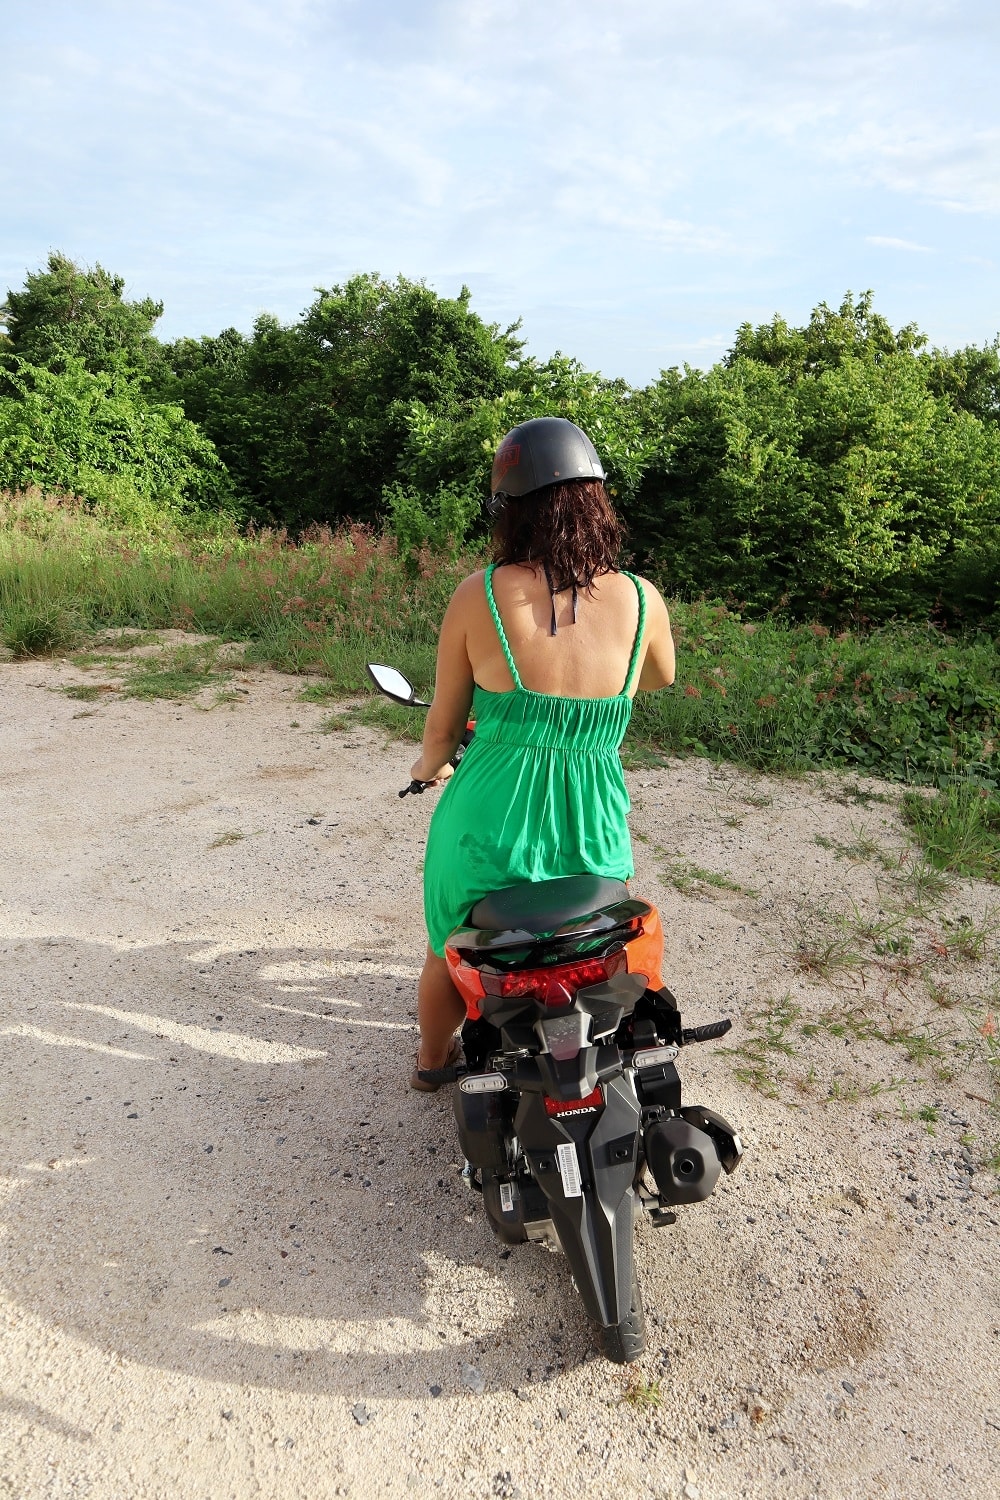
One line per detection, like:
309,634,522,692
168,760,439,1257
469,874,630,935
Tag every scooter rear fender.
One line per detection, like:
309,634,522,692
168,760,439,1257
514,1074,641,1326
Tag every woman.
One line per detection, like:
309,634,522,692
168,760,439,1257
408,417,675,1090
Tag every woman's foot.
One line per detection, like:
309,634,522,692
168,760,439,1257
410,1036,463,1092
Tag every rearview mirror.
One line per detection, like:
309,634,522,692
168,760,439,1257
366,663,428,706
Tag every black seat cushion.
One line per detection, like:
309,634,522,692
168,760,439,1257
470,874,629,934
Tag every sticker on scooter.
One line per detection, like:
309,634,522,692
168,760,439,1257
499,1182,515,1214
556,1143,582,1198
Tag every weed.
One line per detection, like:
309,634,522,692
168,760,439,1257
974,1007,999,1087
887,855,955,913
4,502,999,794
944,914,993,962
91,630,158,650
298,682,342,703
121,644,225,701
660,857,755,898
209,829,245,848
866,1076,908,1100
321,714,353,733
825,1077,861,1103
623,1378,663,1411
884,1024,945,1066
742,792,773,808
901,783,1000,883
70,651,128,669
799,1005,883,1043
719,996,799,1097
917,1103,940,1132
789,914,865,981
829,782,893,807
1,601,79,658
815,826,904,871
620,743,671,771
60,683,118,702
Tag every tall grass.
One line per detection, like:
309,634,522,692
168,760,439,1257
0,491,469,688
3,491,998,810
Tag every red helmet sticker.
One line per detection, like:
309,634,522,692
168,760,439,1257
492,440,520,486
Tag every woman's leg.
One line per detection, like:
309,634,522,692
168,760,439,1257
416,945,466,1069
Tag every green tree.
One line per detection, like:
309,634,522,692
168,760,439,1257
725,290,927,375
1,253,164,381
162,273,523,528
629,298,1000,619
384,353,654,555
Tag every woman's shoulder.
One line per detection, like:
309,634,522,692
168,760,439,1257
625,572,670,616
443,569,489,619
454,568,488,597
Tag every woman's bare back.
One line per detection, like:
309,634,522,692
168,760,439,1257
463,564,674,699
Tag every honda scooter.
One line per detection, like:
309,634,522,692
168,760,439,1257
368,662,743,1362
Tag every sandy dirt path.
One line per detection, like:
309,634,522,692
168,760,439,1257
1,654,997,1500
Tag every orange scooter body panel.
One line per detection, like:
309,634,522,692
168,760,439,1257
625,902,664,991
445,897,664,1022
445,945,486,1020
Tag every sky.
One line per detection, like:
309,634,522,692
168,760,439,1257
3,0,999,383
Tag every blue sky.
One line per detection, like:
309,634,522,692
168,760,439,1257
4,0,999,382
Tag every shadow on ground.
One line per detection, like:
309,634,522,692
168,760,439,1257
0,935,603,1396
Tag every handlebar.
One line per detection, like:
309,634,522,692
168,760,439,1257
397,723,476,797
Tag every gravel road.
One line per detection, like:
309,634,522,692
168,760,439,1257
1,651,997,1500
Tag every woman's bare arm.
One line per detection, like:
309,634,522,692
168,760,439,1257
636,578,676,690
410,576,478,783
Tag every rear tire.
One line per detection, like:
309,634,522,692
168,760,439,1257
600,1261,647,1363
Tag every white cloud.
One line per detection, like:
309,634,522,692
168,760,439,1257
866,236,934,252
4,0,1000,378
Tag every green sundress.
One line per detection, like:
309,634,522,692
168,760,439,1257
423,564,646,955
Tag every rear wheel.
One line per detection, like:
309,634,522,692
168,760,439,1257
600,1261,647,1363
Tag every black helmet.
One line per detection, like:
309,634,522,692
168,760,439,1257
488,417,605,516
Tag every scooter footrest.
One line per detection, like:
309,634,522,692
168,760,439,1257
416,1063,465,1085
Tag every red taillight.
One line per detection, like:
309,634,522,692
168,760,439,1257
544,1086,604,1116
479,949,626,1006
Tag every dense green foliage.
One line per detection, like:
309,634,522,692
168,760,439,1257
1,257,999,624
1,252,164,379
0,255,231,524
629,299,1000,620
0,359,232,526
155,273,523,529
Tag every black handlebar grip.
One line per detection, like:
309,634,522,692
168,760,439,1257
681,1018,733,1045
399,780,427,798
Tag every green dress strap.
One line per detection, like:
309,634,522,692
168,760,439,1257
484,563,523,690
620,571,647,696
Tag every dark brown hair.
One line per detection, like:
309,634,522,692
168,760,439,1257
492,479,623,592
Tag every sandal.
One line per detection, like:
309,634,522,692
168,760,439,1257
410,1037,463,1093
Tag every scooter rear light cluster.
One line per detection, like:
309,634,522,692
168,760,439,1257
544,1086,604,1116
478,949,626,1006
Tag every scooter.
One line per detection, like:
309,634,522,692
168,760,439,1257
368,663,744,1363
